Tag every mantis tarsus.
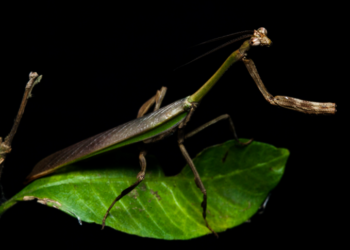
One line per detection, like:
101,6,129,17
26,28,336,236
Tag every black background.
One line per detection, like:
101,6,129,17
0,1,347,248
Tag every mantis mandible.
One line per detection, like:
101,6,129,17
26,28,336,236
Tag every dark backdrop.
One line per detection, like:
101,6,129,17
0,2,347,248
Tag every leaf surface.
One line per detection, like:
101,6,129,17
0,140,289,239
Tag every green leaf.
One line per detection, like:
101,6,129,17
0,140,289,239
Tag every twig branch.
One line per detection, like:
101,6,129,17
0,72,42,181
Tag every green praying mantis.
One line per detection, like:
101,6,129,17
25,28,336,236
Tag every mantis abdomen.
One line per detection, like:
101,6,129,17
26,97,189,182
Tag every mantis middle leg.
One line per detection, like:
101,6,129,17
176,105,219,237
177,104,253,237
185,114,252,145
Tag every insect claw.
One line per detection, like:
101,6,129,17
237,138,253,146
137,172,145,181
205,221,219,238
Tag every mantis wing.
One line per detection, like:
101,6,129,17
26,98,189,182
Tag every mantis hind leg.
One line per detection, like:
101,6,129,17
137,87,167,118
101,150,147,229
101,88,167,229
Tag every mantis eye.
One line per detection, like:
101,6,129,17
257,27,268,35
250,37,261,46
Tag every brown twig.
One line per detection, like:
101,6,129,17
0,72,42,181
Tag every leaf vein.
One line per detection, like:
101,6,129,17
161,182,206,230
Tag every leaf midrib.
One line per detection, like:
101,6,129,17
13,154,285,204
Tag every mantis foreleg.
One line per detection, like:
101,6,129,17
243,58,336,114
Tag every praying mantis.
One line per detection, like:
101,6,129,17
25,27,336,236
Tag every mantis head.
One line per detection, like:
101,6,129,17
250,27,272,47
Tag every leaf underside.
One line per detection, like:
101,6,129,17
0,139,289,239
